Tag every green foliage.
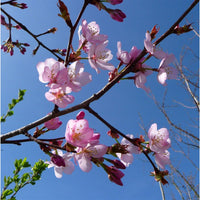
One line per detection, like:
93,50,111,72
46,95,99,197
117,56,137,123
1,158,48,200
1,89,26,122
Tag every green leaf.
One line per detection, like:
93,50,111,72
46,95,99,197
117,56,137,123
1,189,13,198
21,157,31,168
7,110,14,116
4,176,13,187
21,173,30,184
11,99,18,105
18,89,26,98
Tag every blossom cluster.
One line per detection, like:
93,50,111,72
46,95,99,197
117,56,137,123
115,30,178,92
44,111,171,186
37,20,117,108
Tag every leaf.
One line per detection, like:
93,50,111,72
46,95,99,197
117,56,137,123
1,189,13,198
7,110,14,116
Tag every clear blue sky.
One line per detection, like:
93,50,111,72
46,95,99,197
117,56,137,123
1,0,199,199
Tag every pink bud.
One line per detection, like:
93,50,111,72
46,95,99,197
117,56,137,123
108,0,123,5
76,111,85,120
51,154,65,167
112,159,126,169
44,117,62,130
108,9,126,22
106,166,124,186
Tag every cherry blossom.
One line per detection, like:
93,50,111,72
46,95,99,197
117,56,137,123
78,20,107,52
148,123,171,153
155,150,170,169
144,32,166,59
44,117,62,130
67,61,92,92
36,58,66,84
133,65,153,93
46,150,75,178
116,134,141,167
45,87,74,108
65,118,95,147
75,144,108,172
88,41,115,73
157,53,178,85
117,41,131,64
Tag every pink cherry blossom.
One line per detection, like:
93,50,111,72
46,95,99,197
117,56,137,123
157,53,178,85
44,117,62,130
148,123,171,153
45,87,74,108
88,41,115,73
144,32,166,59
75,144,108,172
116,134,141,167
46,150,75,178
155,150,170,169
67,61,92,92
78,20,108,52
36,58,68,85
117,41,131,64
133,65,153,93
65,119,94,147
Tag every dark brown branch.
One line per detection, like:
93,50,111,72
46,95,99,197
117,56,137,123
65,0,89,66
1,8,63,60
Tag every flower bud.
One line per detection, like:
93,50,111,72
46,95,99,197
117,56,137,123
44,117,62,130
76,111,85,120
111,159,126,169
107,9,126,22
51,154,66,167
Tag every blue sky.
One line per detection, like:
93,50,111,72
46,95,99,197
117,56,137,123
1,0,199,199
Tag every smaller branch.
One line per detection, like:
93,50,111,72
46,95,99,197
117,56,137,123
85,106,159,173
1,0,15,5
178,64,200,112
1,8,63,60
22,131,65,151
2,137,65,145
154,0,199,46
65,0,89,66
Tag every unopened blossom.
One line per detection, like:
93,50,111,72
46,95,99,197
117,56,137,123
88,41,115,73
155,150,170,169
116,134,141,167
148,123,171,153
46,150,74,178
67,61,92,92
45,87,74,108
75,144,108,172
106,0,123,5
107,9,126,22
76,111,85,120
65,118,94,147
106,166,124,186
44,117,62,130
157,53,178,85
144,32,166,59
